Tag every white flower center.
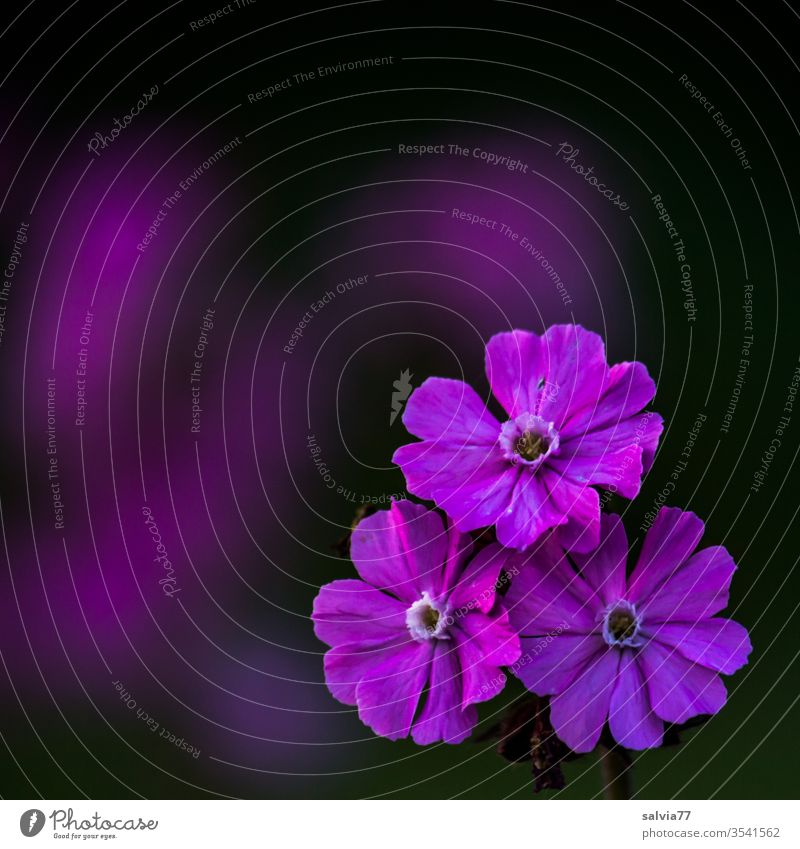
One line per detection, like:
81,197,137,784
601,600,644,648
499,412,560,468
405,592,449,642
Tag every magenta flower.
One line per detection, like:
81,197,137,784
312,500,521,744
392,325,663,553
505,508,752,751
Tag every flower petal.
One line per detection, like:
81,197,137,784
638,546,738,622
537,325,608,429
484,329,546,417
645,618,751,675
506,539,601,635
323,640,410,705
544,472,601,553
436,518,475,598
452,613,518,707
448,543,514,614
495,472,567,550
312,579,408,648
608,649,664,749
411,642,478,745
549,648,620,753
549,430,646,499
401,377,501,443
455,609,521,669
569,513,629,605
350,501,447,601
514,633,605,695
355,640,434,740
431,460,519,532
628,508,705,605
565,361,657,438
638,639,727,724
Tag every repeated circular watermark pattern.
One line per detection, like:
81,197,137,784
0,0,797,806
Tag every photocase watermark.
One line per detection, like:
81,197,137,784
640,411,706,531
398,142,529,172
74,310,94,428
190,307,216,434
720,283,754,434
137,137,242,252
0,221,28,347
188,0,255,32
21,804,158,836
554,143,629,211
452,209,572,307
19,809,45,837
651,193,696,322
283,275,368,355
678,72,752,170
306,433,406,504
46,377,65,531
114,679,200,759
248,55,394,102
749,357,800,494
141,506,180,596
389,369,414,425
87,85,159,157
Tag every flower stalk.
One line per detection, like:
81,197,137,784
599,745,633,800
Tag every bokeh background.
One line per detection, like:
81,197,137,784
0,0,798,799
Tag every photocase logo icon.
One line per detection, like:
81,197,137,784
389,369,414,426
19,809,45,837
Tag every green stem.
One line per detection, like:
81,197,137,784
599,745,633,799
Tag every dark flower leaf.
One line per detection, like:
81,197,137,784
480,696,578,793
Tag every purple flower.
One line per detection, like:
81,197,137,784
312,500,521,744
393,325,663,552
505,508,752,751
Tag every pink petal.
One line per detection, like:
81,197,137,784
514,633,606,695
565,361,657,437
495,472,567,550
549,648,620,753
537,325,608,429
544,472,601,553
312,579,408,647
638,545,738,622
644,618,751,675
350,501,447,602
323,640,410,705
484,329,546,417
411,642,478,745
355,641,434,740
608,649,663,749
569,513,629,605
638,639,727,724
455,609,521,669
432,462,519,532
452,615,518,707
447,543,514,614
549,432,646,499
506,539,601,635
436,518,475,598
401,377,500,443
392,440,504,502
628,508,705,605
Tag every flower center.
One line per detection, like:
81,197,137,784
499,413,560,468
601,600,643,648
405,592,449,641
515,429,549,461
